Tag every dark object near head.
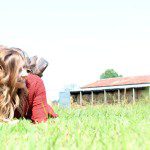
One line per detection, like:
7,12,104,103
10,47,48,77
29,56,48,77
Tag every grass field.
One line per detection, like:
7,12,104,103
0,100,150,150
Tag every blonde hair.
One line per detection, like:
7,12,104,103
0,48,28,121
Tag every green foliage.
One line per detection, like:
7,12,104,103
0,103,150,150
100,69,122,79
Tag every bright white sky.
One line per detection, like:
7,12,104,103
0,0,150,100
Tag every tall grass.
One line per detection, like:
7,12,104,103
0,100,149,150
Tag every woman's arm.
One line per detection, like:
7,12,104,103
31,77,58,123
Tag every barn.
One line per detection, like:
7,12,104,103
70,75,150,105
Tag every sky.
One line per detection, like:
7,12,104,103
0,0,150,100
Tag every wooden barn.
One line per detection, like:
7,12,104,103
70,75,150,105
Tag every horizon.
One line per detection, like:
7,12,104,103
0,0,150,100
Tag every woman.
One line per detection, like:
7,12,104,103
0,48,58,123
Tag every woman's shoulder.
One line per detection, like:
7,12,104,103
26,73,43,87
26,73,46,98
27,73,41,80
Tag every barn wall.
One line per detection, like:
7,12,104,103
70,87,149,105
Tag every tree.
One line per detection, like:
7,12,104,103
100,69,122,79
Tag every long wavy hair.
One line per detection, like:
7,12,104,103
0,48,28,121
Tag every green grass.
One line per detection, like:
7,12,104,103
0,101,150,150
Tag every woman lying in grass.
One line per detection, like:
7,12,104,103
0,47,58,123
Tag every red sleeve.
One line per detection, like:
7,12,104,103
31,78,48,123
47,104,58,118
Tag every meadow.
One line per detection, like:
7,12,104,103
0,100,149,150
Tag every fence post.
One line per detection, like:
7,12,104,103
80,91,82,105
118,89,120,103
149,87,150,99
91,91,94,105
133,88,135,103
104,90,107,104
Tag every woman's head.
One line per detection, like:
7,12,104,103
0,48,25,81
10,47,31,69
0,48,28,120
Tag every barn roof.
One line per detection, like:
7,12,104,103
70,75,150,93
82,75,150,89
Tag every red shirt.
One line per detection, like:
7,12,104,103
25,74,58,123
